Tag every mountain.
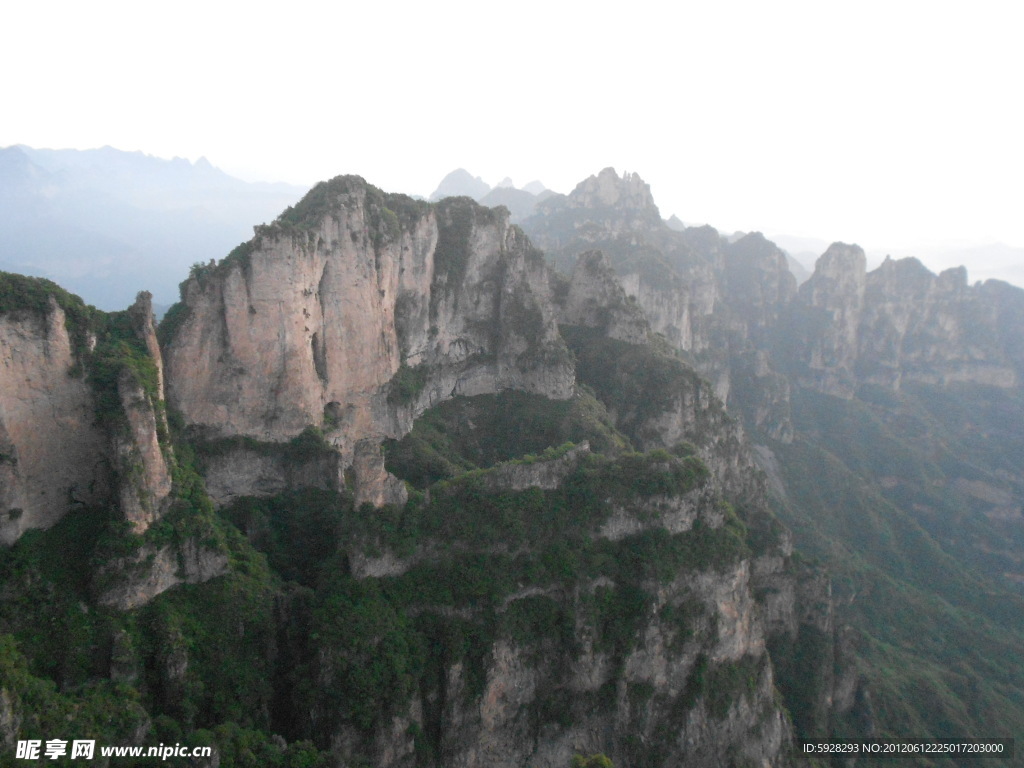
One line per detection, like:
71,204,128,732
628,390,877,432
0,145,307,310
881,241,1024,288
428,168,492,201
0,176,840,767
1,166,1022,766
430,170,554,222
522,168,1024,754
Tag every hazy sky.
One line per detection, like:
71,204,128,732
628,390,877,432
4,0,1024,264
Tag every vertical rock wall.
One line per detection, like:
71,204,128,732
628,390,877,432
163,178,575,505
0,299,107,543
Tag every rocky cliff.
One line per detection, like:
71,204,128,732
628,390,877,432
113,292,174,533
163,177,574,507
0,284,179,542
524,167,1024,760
783,248,1022,395
18,165,1019,765
0,278,224,606
0,295,107,544
269,444,805,768
523,172,798,442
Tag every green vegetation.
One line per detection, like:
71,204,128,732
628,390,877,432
274,176,429,250
384,389,629,488
387,362,429,405
561,324,732,449
0,270,104,361
767,384,1024,752
87,310,162,429
433,198,483,288
156,298,190,347
572,754,614,768
197,432,748,762
193,426,334,469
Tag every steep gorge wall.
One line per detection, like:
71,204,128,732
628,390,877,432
164,178,574,506
783,246,1023,397
298,448,800,768
0,299,107,544
0,286,184,544
524,172,798,442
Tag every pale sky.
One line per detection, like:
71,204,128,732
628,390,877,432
4,0,1024,274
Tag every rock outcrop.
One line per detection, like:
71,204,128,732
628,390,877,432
0,296,107,544
312,448,798,768
782,249,1022,396
784,243,867,398
0,285,180,542
113,292,174,533
554,250,651,344
1,170,891,766
523,170,798,441
95,539,230,611
164,177,574,506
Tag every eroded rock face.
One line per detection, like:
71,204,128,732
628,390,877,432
787,243,867,398
0,299,108,544
113,369,173,533
95,539,229,611
164,178,574,504
480,442,592,492
858,258,1018,388
317,449,796,768
565,167,660,216
409,565,790,768
523,171,798,439
556,251,650,344
784,249,1022,396
110,292,176,535
200,446,343,508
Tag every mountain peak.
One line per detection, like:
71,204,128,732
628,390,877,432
816,242,866,274
429,168,491,201
566,167,659,216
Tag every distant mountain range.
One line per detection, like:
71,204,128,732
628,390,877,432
429,168,557,222
3,150,1021,313
0,145,308,310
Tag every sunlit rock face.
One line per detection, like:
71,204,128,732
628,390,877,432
164,177,574,505
0,291,174,543
0,299,107,544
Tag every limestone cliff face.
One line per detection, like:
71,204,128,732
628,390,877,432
523,172,797,440
783,249,1022,396
165,178,574,505
95,539,230,611
554,251,650,344
0,298,107,544
723,233,798,347
858,257,1018,388
0,288,178,543
406,566,790,768
786,243,867,398
528,167,664,251
113,292,174,534
528,169,1024,436
316,451,795,768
